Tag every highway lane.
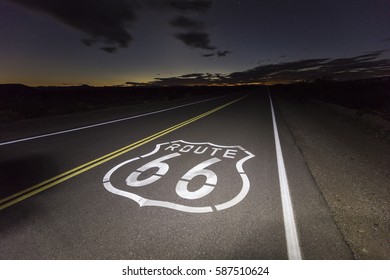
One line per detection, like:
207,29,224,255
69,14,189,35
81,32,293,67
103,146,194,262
0,94,239,200
0,89,353,259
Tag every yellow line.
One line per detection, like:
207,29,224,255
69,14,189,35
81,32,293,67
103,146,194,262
0,96,247,211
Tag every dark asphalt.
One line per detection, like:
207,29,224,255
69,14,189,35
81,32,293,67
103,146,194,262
0,89,353,259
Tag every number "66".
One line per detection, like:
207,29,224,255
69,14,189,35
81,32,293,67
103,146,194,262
126,153,221,200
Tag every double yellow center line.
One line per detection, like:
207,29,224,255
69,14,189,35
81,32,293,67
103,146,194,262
0,95,247,211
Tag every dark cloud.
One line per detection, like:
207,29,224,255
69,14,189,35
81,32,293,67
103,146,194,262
175,32,215,50
145,0,213,13
137,51,390,86
170,16,205,29
217,50,231,57
167,2,220,54
229,51,390,83
81,38,96,47
169,0,213,12
10,0,223,55
354,50,387,61
101,47,118,53
150,73,227,86
126,81,147,86
169,14,216,52
10,0,137,51
228,58,330,83
201,50,232,58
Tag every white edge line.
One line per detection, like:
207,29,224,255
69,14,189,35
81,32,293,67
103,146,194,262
268,89,302,260
0,95,232,147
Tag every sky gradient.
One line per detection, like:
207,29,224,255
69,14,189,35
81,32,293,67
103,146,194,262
1,0,390,86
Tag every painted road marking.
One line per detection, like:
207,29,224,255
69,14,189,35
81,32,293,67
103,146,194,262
176,157,220,200
126,153,181,187
0,96,247,211
103,140,255,213
0,95,232,147
269,89,302,260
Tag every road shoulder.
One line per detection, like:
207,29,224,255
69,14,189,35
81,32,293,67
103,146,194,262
274,94,390,259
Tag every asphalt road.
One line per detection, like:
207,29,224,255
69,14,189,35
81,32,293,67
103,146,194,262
0,89,353,259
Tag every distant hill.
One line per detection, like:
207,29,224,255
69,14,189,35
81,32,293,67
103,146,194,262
1,77,389,123
0,84,35,93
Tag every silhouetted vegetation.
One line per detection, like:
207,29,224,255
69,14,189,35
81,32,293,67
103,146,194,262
1,77,389,123
0,84,249,122
271,77,390,120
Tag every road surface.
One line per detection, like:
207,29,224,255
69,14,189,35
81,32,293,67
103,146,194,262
0,89,352,259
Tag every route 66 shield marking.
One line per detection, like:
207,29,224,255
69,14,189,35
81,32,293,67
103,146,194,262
103,140,255,213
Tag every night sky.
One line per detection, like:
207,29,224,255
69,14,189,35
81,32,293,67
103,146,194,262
1,0,390,86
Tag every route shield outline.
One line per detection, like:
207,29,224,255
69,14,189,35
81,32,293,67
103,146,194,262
103,140,255,213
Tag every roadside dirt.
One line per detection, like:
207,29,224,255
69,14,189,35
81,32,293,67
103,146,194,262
275,94,390,259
